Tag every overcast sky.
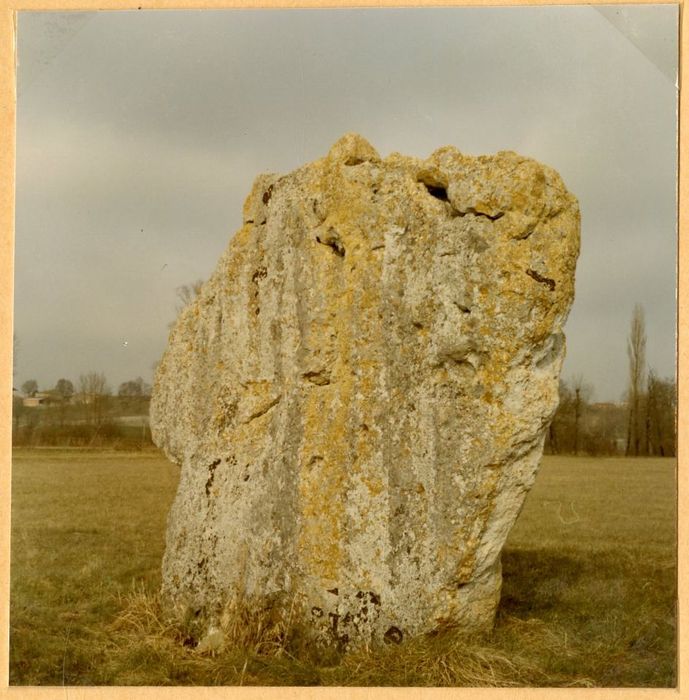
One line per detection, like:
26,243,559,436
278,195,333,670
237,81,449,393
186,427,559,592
14,6,677,403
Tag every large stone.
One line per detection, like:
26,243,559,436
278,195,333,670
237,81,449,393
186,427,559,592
150,133,580,649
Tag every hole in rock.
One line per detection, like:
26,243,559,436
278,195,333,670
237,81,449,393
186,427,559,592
252,266,268,283
526,268,556,291
205,459,221,496
303,370,331,386
456,207,505,221
422,183,449,202
384,626,404,645
315,235,346,258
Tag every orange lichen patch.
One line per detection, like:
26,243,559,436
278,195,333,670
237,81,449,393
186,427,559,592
297,385,350,583
359,474,385,497
296,197,357,583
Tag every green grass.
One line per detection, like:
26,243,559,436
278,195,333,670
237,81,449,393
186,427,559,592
10,450,676,686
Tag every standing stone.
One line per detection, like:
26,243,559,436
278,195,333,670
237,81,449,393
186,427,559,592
150,133,580,649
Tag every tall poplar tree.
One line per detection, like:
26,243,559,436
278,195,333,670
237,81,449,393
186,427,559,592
626,304,647,457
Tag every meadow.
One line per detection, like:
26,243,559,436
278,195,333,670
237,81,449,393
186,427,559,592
9,449,676,687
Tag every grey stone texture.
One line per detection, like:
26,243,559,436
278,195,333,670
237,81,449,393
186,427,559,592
150,133,580,649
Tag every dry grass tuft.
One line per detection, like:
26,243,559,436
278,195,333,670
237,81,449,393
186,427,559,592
215,591,301,657
102,586,599,687
104,584,313,685
332,629,547,687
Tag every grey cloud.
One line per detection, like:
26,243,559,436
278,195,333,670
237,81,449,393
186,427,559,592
14,6,677,400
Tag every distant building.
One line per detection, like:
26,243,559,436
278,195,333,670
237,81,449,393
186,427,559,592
22,391,62,408
23,395,46,407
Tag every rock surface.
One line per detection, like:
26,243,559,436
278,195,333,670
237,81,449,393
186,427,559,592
150,133,580,649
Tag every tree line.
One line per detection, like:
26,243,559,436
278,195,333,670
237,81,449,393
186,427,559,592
547,304,676,457
11,278,200,448
13,372,152,448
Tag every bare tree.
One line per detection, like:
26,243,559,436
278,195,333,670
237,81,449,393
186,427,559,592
548,375,596,455
53,378,75,427
78,371,111,429
571,374,593,455
175,279,204,314
168,279,205,329
646,370,676,457
548,379,571,454
625,304,647,457
78,371,108,399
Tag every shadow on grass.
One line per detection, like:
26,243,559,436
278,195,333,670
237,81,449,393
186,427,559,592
496,547,677,688
500,548,586,616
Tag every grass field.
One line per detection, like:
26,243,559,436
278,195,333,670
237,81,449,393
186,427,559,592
9,449,677,686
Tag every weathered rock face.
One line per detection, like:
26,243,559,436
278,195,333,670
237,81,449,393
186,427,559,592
150,133,580,649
